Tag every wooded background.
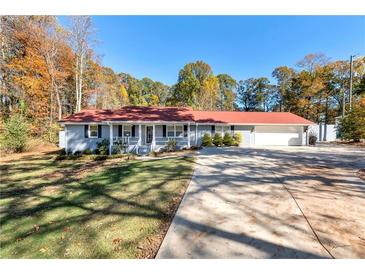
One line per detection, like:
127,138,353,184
1,16,364,143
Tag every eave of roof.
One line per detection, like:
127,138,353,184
59,106,314,125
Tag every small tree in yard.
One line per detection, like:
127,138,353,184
233,132,242,146
2,114,29,152
223,132,234,146
213,133,223,146
338,104,365,142
166,139,177,152
201,133,212,146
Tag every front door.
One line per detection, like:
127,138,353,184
146,126,153,144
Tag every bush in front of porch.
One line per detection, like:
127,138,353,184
201,132,241,147
201,133,213,146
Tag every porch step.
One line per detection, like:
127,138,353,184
137,145,151,155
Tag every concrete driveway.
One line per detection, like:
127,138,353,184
156,145,365,258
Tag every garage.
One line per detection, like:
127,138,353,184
254,125,304,146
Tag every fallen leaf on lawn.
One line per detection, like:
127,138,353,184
39,247,48,253
16,237,23,242
112,238,123,244
63,227,71,232
33,225,40,232
61,234,65,240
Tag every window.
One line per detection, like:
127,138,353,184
89,124,98,138
167,125,174,137
123,125,131,137
175,125,183,137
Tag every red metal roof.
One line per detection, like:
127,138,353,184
193,110,313,125
60,106,313,125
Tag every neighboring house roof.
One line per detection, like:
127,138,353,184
60,106,314,125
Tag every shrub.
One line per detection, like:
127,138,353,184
337,105,365,142
223,132,234,146
43,122,60,144
166,139,177,152
55,155,67,161
201,133,212,146
113,139,128,154
55,154,82,161
83,148,93,155
213,133,223,146
93,155,108,161
96,139,110,155
2,114,29,152
151,151,160,157
109,154,128,159
308,132,317,146
233,132,242,146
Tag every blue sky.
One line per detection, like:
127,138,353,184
59,16,365,85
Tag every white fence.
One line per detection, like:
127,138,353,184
309,124,337,142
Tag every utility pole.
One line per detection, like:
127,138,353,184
349,55,355,111
342,88,346,118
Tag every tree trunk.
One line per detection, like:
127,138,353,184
55,85,62,120
75,56,79,112
78,53,83,112
324,97,328,141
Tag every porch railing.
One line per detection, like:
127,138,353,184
112,137,139,145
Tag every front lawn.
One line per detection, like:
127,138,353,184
0,153,195,258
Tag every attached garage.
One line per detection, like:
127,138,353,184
254,125,304,146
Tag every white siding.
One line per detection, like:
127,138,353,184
254,125,303,146
66,124,111,153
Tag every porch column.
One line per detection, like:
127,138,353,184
187,122,191,148
195,123,198,145
109,124,112,155
152,124,156,150
221,126,224,137
138,124,142,146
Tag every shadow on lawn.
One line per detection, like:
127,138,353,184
2,145,364,258
0,155,194,258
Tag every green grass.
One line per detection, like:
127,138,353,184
0,154,195,258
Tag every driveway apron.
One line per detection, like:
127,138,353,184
156,147,331,258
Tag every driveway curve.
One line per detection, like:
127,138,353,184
157,146,365,258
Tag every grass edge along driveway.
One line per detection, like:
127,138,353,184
0,154,195,258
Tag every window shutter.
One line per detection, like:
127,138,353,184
84,125,88,138
98,125,102,138
132,125,136,137
184,125,188,137
163,125,166,137
231,125,234,133
118,125,123,137
211,125,215,135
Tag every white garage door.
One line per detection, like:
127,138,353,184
255,126,303,146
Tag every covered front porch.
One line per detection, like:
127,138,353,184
108,123,192,155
